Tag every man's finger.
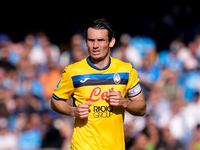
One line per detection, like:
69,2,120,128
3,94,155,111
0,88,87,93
107,89,117,97
83,103,92,107
80,103,92,108
109,88,114,93
86,103,92,106
79,111,90,115
109,101,119,106
80,114,89,118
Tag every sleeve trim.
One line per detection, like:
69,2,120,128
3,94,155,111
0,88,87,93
53,94,67,101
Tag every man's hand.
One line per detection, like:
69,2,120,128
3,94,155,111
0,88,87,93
106,88,128,108
106,88,146,116
74,103,92,119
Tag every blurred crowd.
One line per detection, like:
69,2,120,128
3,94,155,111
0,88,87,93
0,30,200,150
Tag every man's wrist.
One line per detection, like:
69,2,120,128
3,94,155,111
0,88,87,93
122,98,128,109
70,107,77,117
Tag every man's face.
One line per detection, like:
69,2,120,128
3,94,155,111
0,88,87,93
86,28,115,62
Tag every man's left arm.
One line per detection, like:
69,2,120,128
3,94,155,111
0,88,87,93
106,88,146,116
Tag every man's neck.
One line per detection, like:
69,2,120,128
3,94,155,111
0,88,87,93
89,56,110,70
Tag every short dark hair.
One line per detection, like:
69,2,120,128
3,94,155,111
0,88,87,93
84,18,115,42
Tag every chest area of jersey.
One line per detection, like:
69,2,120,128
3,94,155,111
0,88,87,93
72,72,129,102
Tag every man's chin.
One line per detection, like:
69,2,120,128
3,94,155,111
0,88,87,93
90,55,102,61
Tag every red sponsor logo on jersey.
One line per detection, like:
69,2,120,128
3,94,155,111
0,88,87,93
86,87,121,102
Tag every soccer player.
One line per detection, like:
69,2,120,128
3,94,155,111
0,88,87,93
51,18,146,150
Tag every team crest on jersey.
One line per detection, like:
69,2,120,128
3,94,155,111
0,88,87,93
113,73,121,84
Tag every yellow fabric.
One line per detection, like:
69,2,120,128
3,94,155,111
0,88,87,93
53,57,140,150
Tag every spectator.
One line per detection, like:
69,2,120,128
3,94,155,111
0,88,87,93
168,100,186,143
182,92,200,146
53,117,74,150
0,33,11,48
129,133,149,150
59,33,88,68
21,33,35,59
0,100,10,118
193,33,200,62
130,36,157,60
146,88,172,128
38,60,62,101
111,33,142,69
18,116,42,150
37,32,61,63
137,55,160,97
29,32,60,66
188,124,200,150
0,43,16,72
142,115,161,149
124,112,136,150
156,39,183,71
157,126,184,150
16,67,43,98
41,111,63,149
0,117,18,150
27,94,43,112
179,58,200,102
155,68,182,102
170,39,190,63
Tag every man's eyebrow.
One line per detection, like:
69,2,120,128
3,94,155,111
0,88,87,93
87,38,95,41
87,38,106,41
98,39,105,41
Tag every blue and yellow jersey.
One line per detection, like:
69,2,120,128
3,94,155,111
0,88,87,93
53,56,141,150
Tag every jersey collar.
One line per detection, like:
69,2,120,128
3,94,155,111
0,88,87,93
87,56,111,70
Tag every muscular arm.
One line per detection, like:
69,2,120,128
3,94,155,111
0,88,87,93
51,97,76,116
51,97,91,118
106,89,146,116
124,91,146,116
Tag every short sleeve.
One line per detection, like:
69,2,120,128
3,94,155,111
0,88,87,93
126,66,141,97
52,67,74,100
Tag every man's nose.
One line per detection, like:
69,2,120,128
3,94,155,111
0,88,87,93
93,40,99,49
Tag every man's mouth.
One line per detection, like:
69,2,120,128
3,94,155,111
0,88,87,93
92,50,100,55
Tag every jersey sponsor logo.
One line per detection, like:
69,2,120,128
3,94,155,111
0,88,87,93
93,105,113,118
80,78,90,83
86,87,121,102
113,73,121,84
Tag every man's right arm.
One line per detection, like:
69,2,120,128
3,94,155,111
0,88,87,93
51,97,91,118
51,97,76,117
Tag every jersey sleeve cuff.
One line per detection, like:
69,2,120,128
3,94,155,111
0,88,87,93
53,94,67,101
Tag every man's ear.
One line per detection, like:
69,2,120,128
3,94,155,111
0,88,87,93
109,38,116,48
